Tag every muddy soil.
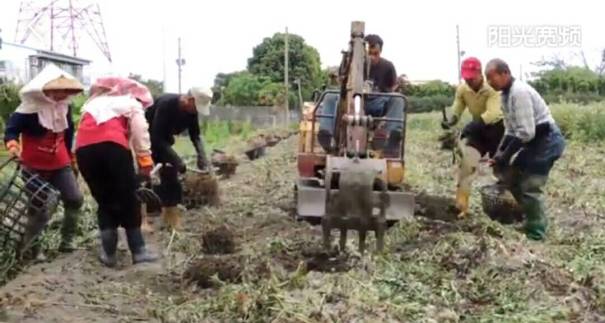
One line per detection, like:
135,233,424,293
183,255,245,288
0,132,480,321
414,191,460,221
0,135,315,322
182,173,220,209
272,238,354,273
202,225,236,254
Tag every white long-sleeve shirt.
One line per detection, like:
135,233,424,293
501,80,555,143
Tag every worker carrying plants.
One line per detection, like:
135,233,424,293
4,64,84,258
75,76,158,267
145,88,213,230
441,57,505,218
485,58,565,241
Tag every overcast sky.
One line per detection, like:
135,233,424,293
1,0,603,92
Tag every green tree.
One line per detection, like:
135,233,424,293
222,72,270,106
405,80,455,97
128,74,164,98
212,71,247,104
247,32,322,102
532,66,600,95
258,82,286,106
0,83,21,127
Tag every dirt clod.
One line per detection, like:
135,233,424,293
183,173,220,209
202,225,236,254
415,192,459,222
274,239,353,273
183,256,244,288
305,252,351,273
211,150,239,179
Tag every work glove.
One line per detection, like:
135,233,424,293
138,165,153,183
197,155,208,171
495,135,513,156
6,140,20,159
136,155,154,184
441,115,458,130
492,135,523,168
70,155,79,179
176,161,187,174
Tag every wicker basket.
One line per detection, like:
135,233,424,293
0,158,60,250
479,183,524,224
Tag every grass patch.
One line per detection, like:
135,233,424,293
551,102,605,142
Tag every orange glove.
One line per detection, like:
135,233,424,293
137,155,154,180
70,154,79,178
5,140,20,159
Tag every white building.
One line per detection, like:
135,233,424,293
0,41,91,86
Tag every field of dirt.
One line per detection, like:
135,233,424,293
0,112,604,322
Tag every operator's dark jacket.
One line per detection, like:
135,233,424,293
145,94,201,169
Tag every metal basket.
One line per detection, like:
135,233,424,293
479,183,524,224
0,158,61,250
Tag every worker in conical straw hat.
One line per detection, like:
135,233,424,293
75,76,159,267
4,63,85,259
145,86,214,230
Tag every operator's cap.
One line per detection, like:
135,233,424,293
461,57,482,79
188,87,213,116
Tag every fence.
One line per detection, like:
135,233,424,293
207,105,301,127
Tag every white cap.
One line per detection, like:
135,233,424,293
188,87,213,116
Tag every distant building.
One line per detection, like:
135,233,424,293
0,42,91,85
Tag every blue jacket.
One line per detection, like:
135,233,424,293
4,105,75,152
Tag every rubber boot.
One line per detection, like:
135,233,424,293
455,188,470,219
126,228,158,264
523,198,547,241
384,131,402,158
58,208,79,252
455,144,480,219
98,228,118,267
23,237,47,262
140,203,154,233
511,175,549,241
161,206,181,230
20,209,50,261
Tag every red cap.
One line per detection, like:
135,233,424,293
461,57,482,79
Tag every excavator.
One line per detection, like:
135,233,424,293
295,21,415,251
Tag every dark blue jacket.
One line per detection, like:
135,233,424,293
4,105,75,152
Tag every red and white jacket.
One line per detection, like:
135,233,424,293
75,77,154,168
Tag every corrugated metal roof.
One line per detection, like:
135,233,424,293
33,50,91,65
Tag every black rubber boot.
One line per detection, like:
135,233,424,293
58,208,79,252
126,228,158,264
20,210,50,261
384,130,402,158
98,229,118,267
26,238,47,263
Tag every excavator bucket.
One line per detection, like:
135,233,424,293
296,180,415,221
295,157,415,221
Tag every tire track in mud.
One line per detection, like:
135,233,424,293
0,135,345,322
